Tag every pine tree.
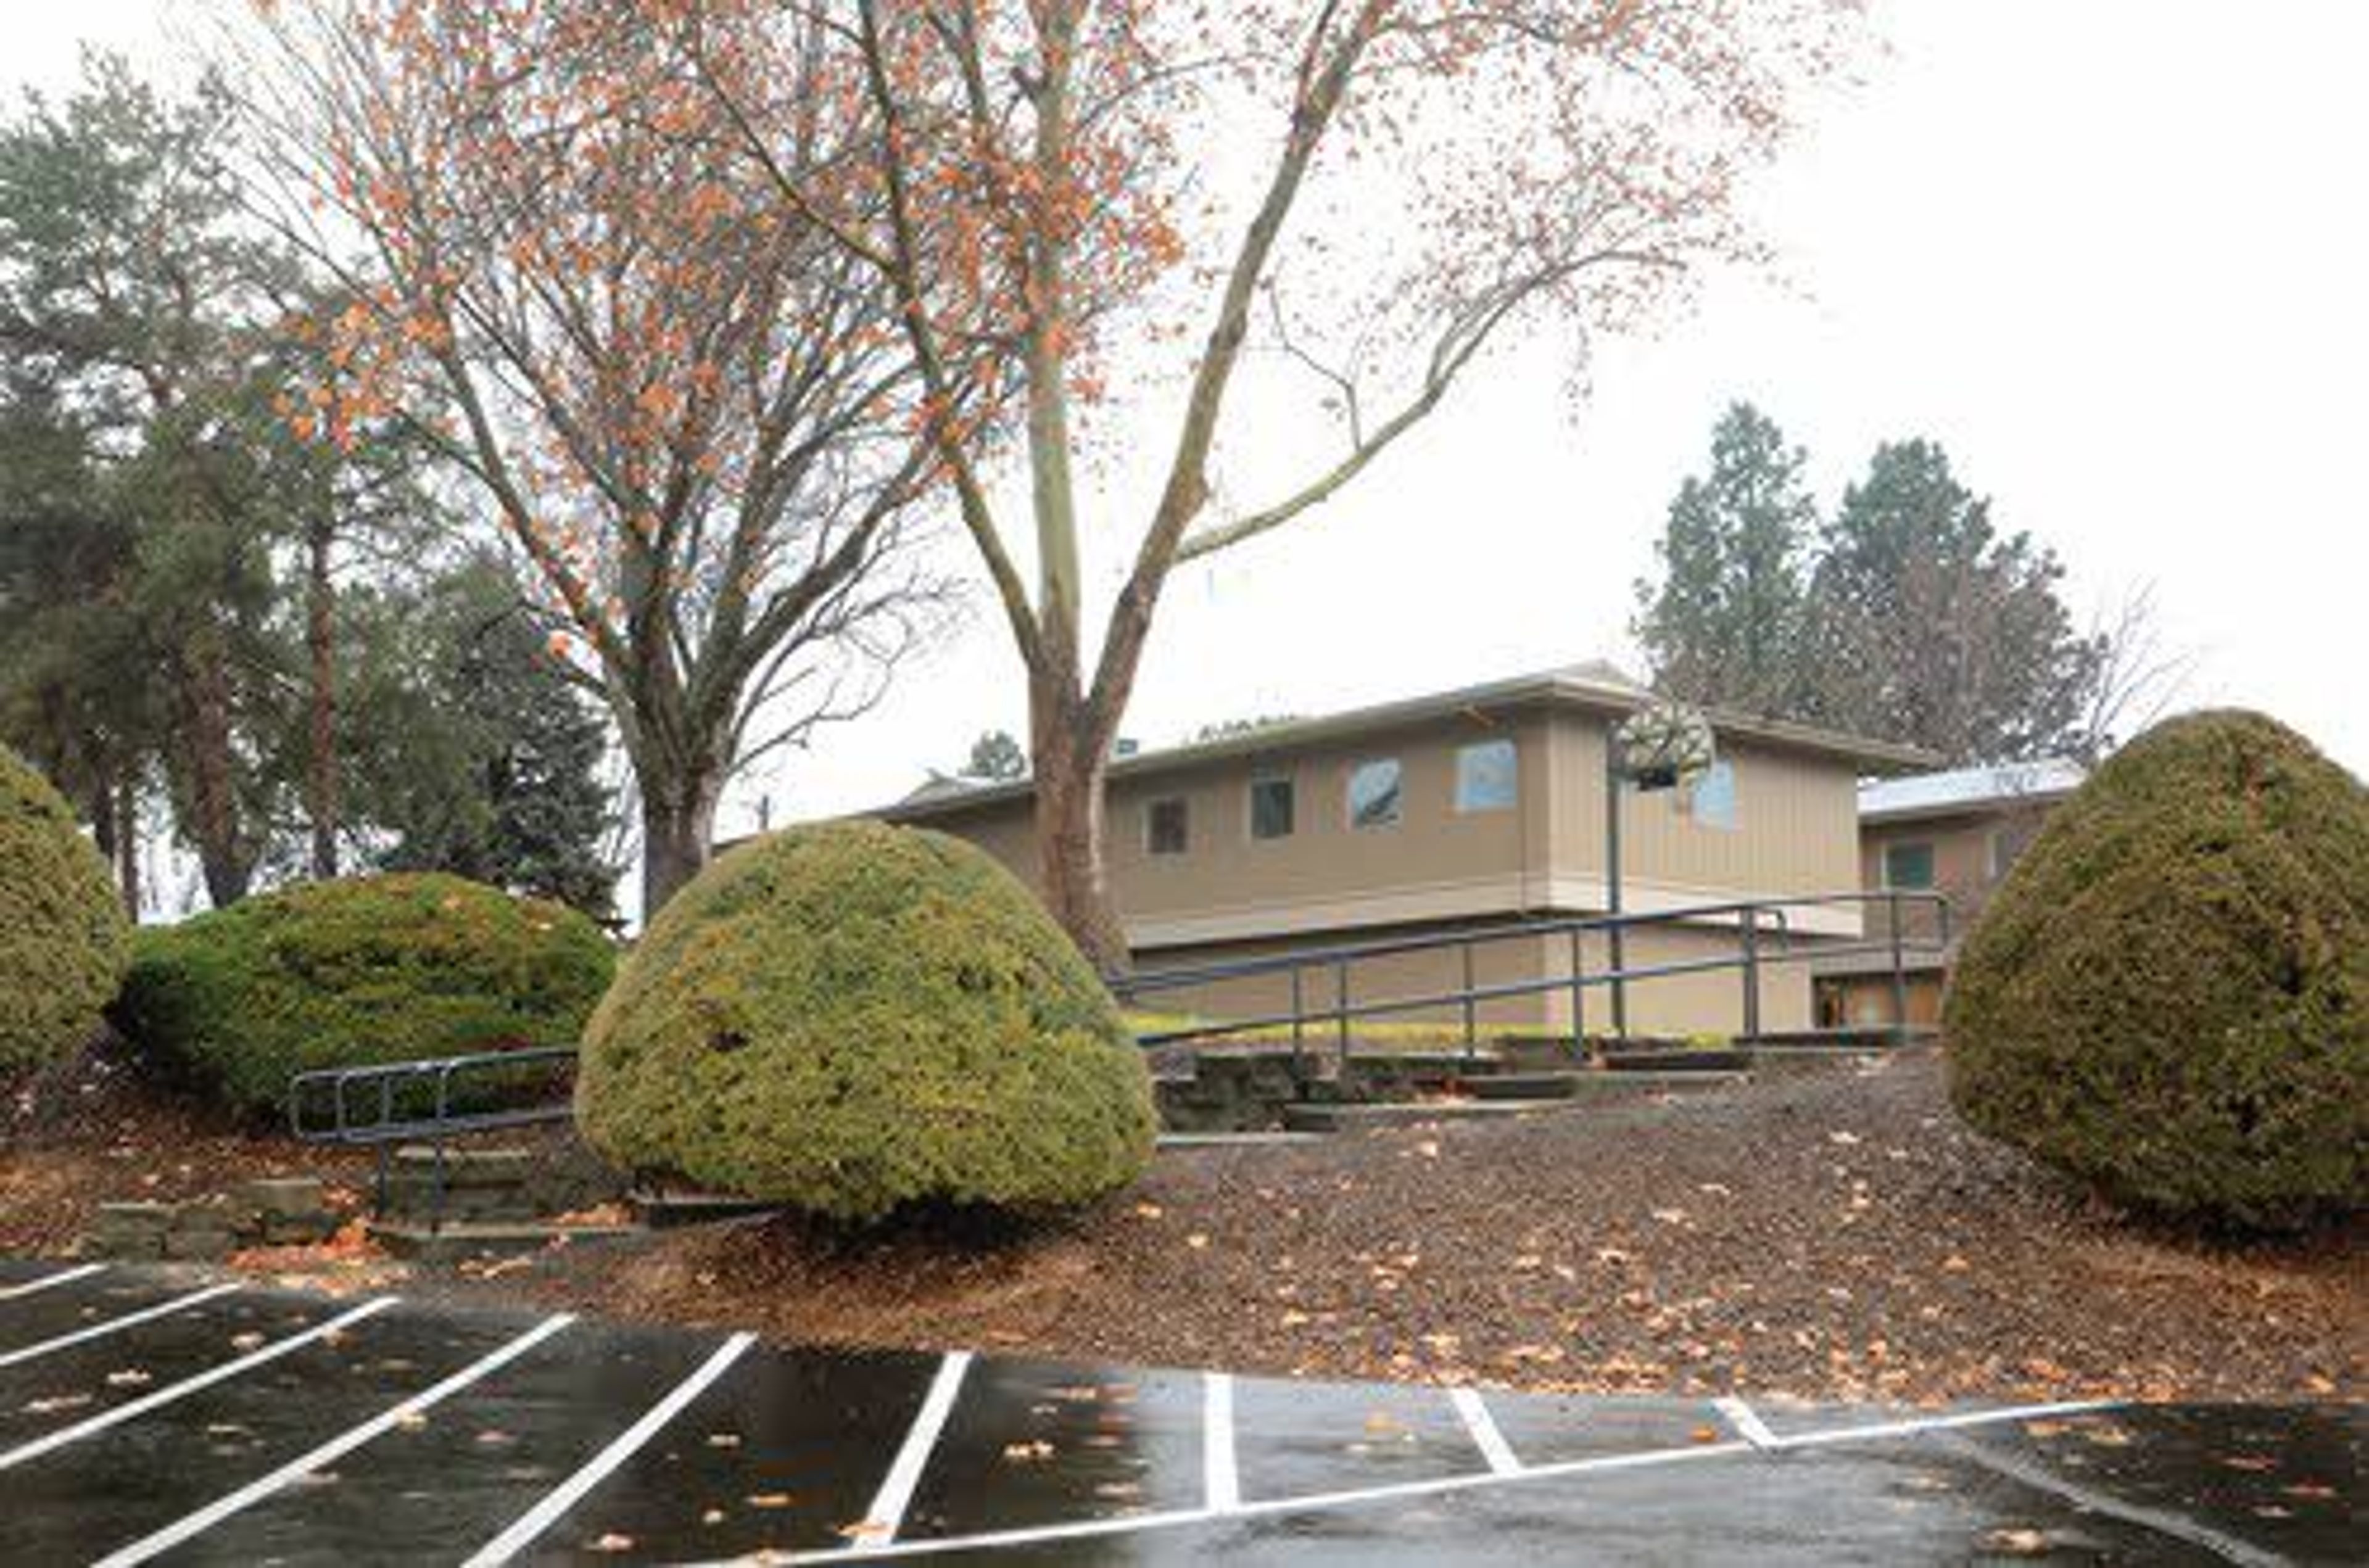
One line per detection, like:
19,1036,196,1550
1633,402,1817,715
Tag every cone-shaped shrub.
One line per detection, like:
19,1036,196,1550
576,821,1154,1223
1945,711,2367,1228
114,872,613,1114
0,748,130,1071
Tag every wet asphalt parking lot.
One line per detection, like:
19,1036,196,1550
0,1258,2356,1565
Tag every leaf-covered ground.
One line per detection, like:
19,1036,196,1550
5,1043,2359,1404
497,1049,2361,1406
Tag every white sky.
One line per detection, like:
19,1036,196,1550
13,1,2368,862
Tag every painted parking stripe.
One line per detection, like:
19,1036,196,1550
850,1350,974,1550
0,1263,107,1302
708,1395,2127,1565
1447,1387,1523,1475
0,1281,241,1369
1934,1432,2285,1568
1711,1395,1780,1451
0,1296,399,1473
1202,1371,1240,1511
461,1330,756,1567
91,1312,577,1568
1743,1397,2121,1454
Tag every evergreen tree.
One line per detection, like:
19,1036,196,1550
962,729,1028,782
1633,402,1816,715
1805,440,2104,763
346,555,619,918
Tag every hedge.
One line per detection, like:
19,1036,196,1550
1945,710,2367,1228
576,820,1155,1223
0,748,131,1071
113,872,614,1115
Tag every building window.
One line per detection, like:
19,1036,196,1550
1249,776,1295,840
1146,796,1189,856
1454,740,1518,813
1346,758,1403,830
1687,759,1740,830
1883,840,1936,890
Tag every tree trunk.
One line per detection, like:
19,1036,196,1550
114,773,140,918
640,765,722,920
1030,669,1130,973
181,621,250,909
304,516,340,880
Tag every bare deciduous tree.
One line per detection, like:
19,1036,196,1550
239,1,953,912
666,0,1868,966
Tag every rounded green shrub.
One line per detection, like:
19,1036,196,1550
0,748,131,1072
114,872,614,1114
576,821,1155,1223
1945,710,2368,1228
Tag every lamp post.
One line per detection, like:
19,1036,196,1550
1605,702,1716,1041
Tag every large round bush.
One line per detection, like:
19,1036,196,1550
0,748,131,1071
576,821,1155,1223
1945,711,2367,1227
114,872,614,1114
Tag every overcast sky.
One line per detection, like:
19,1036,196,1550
14,2,2367,864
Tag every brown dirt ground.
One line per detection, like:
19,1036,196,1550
1,1039,377,1255
492,1049,2363,1406
6,1043,2361,1405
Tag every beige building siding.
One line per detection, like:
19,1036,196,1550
871,669,1930,1038
1539,715,1862,930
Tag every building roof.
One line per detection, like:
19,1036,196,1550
881,661,1941,823
1857,757,2087,825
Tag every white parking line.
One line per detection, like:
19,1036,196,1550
0,1263,107,1302
1711,1395,1780,1451
1203,1371,1240,1510
461,1331,756,1567
711,1395,2127,1564
1448,1387,1523,1475
1934,1432,2286,1568
848,1350,974,1551
0,1282,242,1369
0,1297,400,1472
91,1312,576,1568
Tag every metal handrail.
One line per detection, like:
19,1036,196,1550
289,1044,581,1234
1111,889,1951,1061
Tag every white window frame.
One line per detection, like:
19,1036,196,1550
1882,838,1937,891
1247,774,1296,842
1453,739,1519,815
1346,757,1404,831
1145,795,1189,857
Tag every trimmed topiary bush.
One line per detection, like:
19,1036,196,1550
1945,710,2368,1228
114,872,614,1115
0,747,131,1072
576,820,1156,1223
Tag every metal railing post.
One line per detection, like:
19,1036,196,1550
1740,906,1761,1042
1568,927,1586,1055
1888,889,1909,1043
1460,941,1478,1064
1290,967,1307,1086
1335,956,1352,1076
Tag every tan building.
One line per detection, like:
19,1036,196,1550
1812,759,2086,1029
877,662,1934,1039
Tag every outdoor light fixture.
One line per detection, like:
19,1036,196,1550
1605,701,1718,1036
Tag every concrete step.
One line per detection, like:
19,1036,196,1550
1600,1046,1753,1073
1743,1025,1937,1050
1467,1072,1586,1100
1283,1099,1578,1133
366,1219,642,1263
